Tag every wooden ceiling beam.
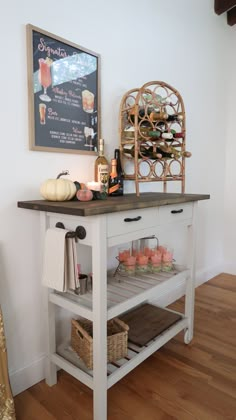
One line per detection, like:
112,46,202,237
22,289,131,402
227,5,236,24
215,0,236,15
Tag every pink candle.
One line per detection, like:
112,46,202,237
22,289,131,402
86,181,101,191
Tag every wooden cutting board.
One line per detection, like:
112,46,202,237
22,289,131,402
120,303,182,347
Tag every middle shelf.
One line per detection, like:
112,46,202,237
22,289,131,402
50,265,189,321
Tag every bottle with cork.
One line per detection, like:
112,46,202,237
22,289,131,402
94,139,109,194
108,149,124,196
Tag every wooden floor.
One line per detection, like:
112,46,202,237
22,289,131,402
14,273,236,420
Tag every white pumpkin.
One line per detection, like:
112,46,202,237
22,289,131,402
40,171,76,201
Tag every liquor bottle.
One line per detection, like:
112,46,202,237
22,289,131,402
94,139,109,194
108,158,123,196
114,148,124,195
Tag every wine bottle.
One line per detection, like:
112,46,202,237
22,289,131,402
161,132,173,140
146,130,161,138
128,106,163,125
140,128,161,138
156,130,186,142
171,131,185,139
94,139,109,194
114,148,124,196
143,129,173,140
158,144,192,159
166,113,184,122
149,111,169,122
149,112,184,123
108,158,123,196
122,144,163,160
122,144,191,160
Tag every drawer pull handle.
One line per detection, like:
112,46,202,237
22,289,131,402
171,209,183,214
124,216,142,222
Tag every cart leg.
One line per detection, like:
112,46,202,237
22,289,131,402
44,289,57,385
184,202,197,344
92,216,108,420
40,212,57,386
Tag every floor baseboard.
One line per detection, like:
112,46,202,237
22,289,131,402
10,355,46,396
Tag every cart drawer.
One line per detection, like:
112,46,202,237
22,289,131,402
159,202,193,225
107,207,157,238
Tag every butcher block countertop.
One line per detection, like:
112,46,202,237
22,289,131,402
17,192,210,217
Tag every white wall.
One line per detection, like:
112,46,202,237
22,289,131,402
0,0,233,395
223,24,236,273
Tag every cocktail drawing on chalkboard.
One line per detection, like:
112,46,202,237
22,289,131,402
39,103,46,125
84,126,91,147
89,128,95,150
82,90,94,113
38,58,52,102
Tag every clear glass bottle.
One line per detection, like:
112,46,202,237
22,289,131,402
94,139,109,194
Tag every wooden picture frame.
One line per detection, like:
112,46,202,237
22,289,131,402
26,24,100,155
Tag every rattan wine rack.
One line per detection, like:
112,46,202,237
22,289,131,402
119,81,191,196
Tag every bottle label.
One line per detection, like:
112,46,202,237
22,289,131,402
109,183,119,194
97,164,109,192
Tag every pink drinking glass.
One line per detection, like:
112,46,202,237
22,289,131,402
38,58,52,102
162,248,174,271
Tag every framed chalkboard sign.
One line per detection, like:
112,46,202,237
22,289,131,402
26,24,100,154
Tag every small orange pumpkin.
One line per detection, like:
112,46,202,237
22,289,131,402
76,189,93,201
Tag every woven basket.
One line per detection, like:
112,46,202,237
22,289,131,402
71,317,129,369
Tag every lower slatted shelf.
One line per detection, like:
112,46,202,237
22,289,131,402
56,307,188,390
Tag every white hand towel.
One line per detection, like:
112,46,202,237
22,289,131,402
65,235,79,290
42,228,78,292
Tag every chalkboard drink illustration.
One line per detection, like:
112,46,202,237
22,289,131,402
27,25,100,154
38,57,52,102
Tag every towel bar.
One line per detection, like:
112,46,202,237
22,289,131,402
55,222,86,240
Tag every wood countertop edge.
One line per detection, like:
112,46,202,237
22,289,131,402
17,193,210,217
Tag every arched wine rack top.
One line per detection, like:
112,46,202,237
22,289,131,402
119,81,191,196
119,81,185,130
